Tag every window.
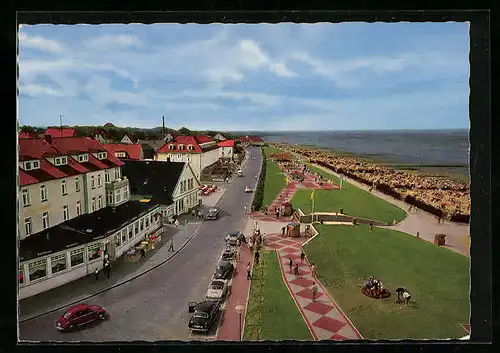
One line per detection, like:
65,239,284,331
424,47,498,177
25,161,32,170
70,248,84,267
98,195,103,209
128,225,133,240
55,157,62,165
115,189,121,203
140,218,144,232
106,190,113,205
62,204,69,221
78,154,88,162
97,174,102,187
188,145,194,150
24,217,32,236
42,212,49,229
51,253,67,274
122,228,127,243
32,160,40,169
61,180,67,195
40,185,48,202
169,144,175,150
117,168,121,179
177,154,181,159
134,221,138,235
61,156,67,164
19,265,24,285
28,259,47,281
76,200,82,216
21,189,30,207
91,197,96,212
115,233,121,247
105,170,110,183
75,177,81,192
123,186,129,200
88,243,101,261
91,175,95,189
145,216,149,228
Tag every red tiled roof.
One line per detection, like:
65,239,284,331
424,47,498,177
236,135,264,143
196,134,215,144
18,137,124,186
104,143,143,160
217,140,235,147
157,135,203,154
45,128,76,138
19,132,39,139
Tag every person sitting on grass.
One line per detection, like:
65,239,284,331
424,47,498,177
395,287,405,303
403,289,412,305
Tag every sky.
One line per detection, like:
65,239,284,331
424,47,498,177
17,22,470,131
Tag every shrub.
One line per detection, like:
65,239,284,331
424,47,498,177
252,147,267,210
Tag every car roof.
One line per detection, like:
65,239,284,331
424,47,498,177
229,231,240,236
218,260,232,267
211,279,226,285
196,301,217,312
66,303,89,313
209,208,218,212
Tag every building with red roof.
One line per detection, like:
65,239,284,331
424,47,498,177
91,128,114,144
217,139,235,159
19,132,41,139
104,143,144,160
44,127,76,138
120,133,138,144
236,135,264,145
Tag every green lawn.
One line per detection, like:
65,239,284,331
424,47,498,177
304,224,470,339
262,146,283,156
291,189,406,224
262,159,286,207
244,251,313,340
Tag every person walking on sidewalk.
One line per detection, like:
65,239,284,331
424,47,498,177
300,251,305,264
246,262,252,280
103,260,111,278
140,248,146,260
311,263,317,278
289,257,293,273
94,267,99,281
244,205,247,214
369,222,374,232
294,263,300,277
168,237,175,252
174,218,180,228
311,282,319,302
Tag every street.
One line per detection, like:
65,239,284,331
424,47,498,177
19,147,262,342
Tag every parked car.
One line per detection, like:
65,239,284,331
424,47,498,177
244,185,253,193
55,303,107,331
188,300,221,332
206,279,229,300
225,231,243,246
213,260,234,280
221,247,236,261
206,208,220,220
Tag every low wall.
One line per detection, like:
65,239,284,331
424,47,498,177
296,209,389,226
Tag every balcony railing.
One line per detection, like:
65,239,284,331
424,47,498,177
105,178,129,189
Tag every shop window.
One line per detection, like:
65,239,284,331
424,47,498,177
128,225,133,240
28,259,47,281
140,219,144,232
124,187,129,200
145,216,149,228
115,233,121,247
106,191,113,205
19,265,24,285
134,221,138,235
51,253,67,274
115,189,121,203
70,248,84,267
88,244,101,261
121,229,127,243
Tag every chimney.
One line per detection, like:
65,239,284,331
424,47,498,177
162,116,165,135
44,134,53,145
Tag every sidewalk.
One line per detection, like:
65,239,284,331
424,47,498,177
19,189,227,322
311,163,470,257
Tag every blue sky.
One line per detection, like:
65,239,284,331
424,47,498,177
18,22,470,131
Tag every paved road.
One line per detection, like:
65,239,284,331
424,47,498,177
19,147,262,342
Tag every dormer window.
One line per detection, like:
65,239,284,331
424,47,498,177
77,154,89,163
97,152,107,160
54,156,68,166
178,145,185,150
24,160,41,171
169,144,176,150
188,145,194,151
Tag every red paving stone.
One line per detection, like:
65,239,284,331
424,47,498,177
330,333,349,340
216,247,254,341
304,301,335,315
289,278,316,288
296,288,325,300
312,316,347,333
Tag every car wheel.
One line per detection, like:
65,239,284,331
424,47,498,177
98,313,105,320
69,324,75,330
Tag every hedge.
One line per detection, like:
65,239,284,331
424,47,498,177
252,147,267,211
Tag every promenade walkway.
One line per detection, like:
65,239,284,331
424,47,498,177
19,188,227,322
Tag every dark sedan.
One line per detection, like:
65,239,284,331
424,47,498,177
188,300,221,332
213,260,234,280
55,303,107,332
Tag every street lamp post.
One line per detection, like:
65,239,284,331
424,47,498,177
235,303,245,341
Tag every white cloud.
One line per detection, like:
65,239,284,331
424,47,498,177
84,34,141,50
18,32,63,53
19,83,67,97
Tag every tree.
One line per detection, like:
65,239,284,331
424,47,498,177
178,127,191,135
20,125,36,133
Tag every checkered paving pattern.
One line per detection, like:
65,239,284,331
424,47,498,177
249,168,339,223
265,233,362,341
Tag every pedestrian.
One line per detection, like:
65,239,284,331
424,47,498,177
246,262,252,280
94,267,99,281
403,289,412,305
416,232,420,239
255,251,260,265
168,237,174,251
288,257,293,273
140,248,146,260
282,226,286,236
174,218,180,228
300,251,305,264
369,222,373,232
244,205,247,214
311,282,319,302
104,260,111,278
294,263,300,277
311,263,317,278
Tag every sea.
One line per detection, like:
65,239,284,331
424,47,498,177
245,129,470,167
